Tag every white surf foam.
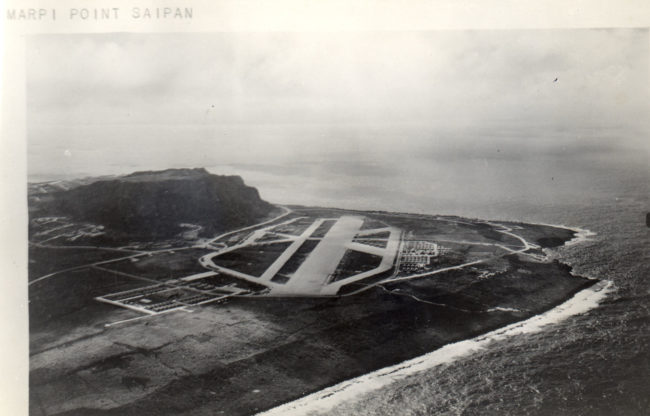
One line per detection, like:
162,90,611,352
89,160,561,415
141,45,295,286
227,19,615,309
525,221,597,247
258,279,613,416
564,226,597,247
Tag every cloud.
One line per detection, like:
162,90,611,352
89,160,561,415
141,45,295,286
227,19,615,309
26,30,649,179
29,30,649,125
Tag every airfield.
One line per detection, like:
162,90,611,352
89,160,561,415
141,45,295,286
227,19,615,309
73,212,402,323
28,206,594,416
83,206,540,322
200,215,400,296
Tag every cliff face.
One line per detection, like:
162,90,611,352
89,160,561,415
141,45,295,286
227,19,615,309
38,168,276,238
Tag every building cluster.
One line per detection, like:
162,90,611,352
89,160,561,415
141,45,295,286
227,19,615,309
399,241,440,272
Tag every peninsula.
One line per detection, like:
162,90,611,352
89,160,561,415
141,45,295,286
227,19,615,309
28,169,596,416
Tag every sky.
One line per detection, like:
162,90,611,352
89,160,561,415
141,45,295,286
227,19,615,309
26,30,649,211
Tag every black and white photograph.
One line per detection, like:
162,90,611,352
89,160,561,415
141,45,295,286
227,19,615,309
2,2,649,415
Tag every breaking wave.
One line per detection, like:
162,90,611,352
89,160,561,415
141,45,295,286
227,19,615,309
259,279,613,416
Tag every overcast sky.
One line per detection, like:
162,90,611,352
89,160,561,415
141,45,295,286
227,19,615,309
27,29,649,181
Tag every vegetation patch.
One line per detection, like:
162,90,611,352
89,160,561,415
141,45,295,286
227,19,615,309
213,242,292,277
28,246,130,281
102,248,213,281
29,267,149,327
270,218,314,236
355,230,390,239
191,274,266,292
353,239,388,249
255,232,285,243
310,220,336,238
360,217,388,230
275,240,320,278
330,250,383,282
270,274,291,284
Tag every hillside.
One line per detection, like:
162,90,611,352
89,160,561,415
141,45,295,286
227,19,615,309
31,168,277,239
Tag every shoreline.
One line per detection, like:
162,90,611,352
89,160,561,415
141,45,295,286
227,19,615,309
258,223,609,416
524,221,597,248
29,207,606,416
259,278,613,416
